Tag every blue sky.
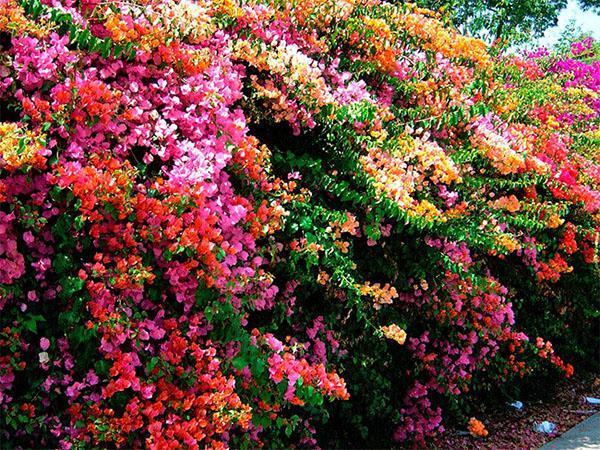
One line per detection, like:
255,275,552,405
537,0,600,47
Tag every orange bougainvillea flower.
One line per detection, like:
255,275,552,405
468,417,488,438
381,324,407,345
357,281,399,309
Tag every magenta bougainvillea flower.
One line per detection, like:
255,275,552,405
0,0,598,448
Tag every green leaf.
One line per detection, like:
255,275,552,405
146,357,160,374
232,356,247,370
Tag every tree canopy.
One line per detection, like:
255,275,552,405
419,0,600,43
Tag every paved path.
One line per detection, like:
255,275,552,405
540,413,600,449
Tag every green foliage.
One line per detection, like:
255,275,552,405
415,0,598,44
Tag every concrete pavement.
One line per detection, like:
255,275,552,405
540,413,600,449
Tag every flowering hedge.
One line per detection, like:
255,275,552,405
0,0,598,448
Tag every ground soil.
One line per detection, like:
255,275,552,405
433,374,600,450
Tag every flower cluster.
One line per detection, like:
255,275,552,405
0,0,598,448
381,324,407,345
468,417,488,438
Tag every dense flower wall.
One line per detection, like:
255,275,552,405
0,0,598,448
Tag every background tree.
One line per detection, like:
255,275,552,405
417,0,599,44
579,0,600,13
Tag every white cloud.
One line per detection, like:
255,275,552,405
537,0,600,47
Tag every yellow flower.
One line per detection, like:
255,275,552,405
381,324,407,345
357,281,398,309
546,213,564,229
408,199,444,222
0,123,47,172
494,233,521,253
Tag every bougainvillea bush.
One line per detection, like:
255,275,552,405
0,0,598,448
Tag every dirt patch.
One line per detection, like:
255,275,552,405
434,375,600,449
